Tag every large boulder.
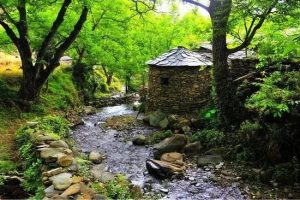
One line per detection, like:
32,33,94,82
132,135,146,146
50,173,73,190
153,134,187,159
146,159,185,179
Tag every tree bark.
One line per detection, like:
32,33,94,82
210,0,244,128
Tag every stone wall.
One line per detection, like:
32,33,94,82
230,59,258,80
147,66,211,114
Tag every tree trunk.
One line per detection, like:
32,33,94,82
107,74,113,86
210,0,244,128
18,66,42,101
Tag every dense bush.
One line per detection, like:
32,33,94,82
190,129,224,147
246,71,300,118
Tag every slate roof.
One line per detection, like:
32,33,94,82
146,46,213,67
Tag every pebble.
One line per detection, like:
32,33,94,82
159,188,169,194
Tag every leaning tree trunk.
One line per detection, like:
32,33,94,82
210,0,244,129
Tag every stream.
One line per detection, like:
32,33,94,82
71,105,247,199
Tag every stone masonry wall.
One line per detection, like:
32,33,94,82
147,66,211,114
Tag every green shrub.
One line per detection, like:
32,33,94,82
190,129,224,147
92,175,132,199
38,115,70,138
246,71,300,118
199,107,220,128
147,130,173,144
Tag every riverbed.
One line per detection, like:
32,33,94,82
71,104,246,199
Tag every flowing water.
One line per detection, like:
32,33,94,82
71,105,247,199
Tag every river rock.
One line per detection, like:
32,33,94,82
153,134,187,159
89,151,104,164
44,185,62,198
146,159,185,179
72,176,84,184
132,135,146,145
40,148,65,160
36,135,57,142
84,106,97,115
50,140,69,149
43,167,63,177
90,164,114,183
197,155,223,167
50,173,73,190
183,142,202,154
160,152,184,166
57,153,74,167
159,118,169,129
61,183,81,197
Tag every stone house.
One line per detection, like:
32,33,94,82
146,45,256,114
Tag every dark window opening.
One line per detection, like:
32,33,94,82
160,77,169,86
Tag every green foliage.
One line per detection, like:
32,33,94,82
93,174,132,199
22,159,43,193
42,67,80,111
238,120,263,136
16,126,43,193
0,175,4,186
92,175,133,199
37,115,70,138
76,157,92,179
105,175,132,200
246,72,300,118
190,129,225,147
147,130,173,144
199,107,220,128
0,160,17,174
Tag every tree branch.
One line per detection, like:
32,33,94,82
48,6,88,72
0,5,17,26
182,0,209,12
229,0,278,54
0,20,20,47
36,0,72,66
